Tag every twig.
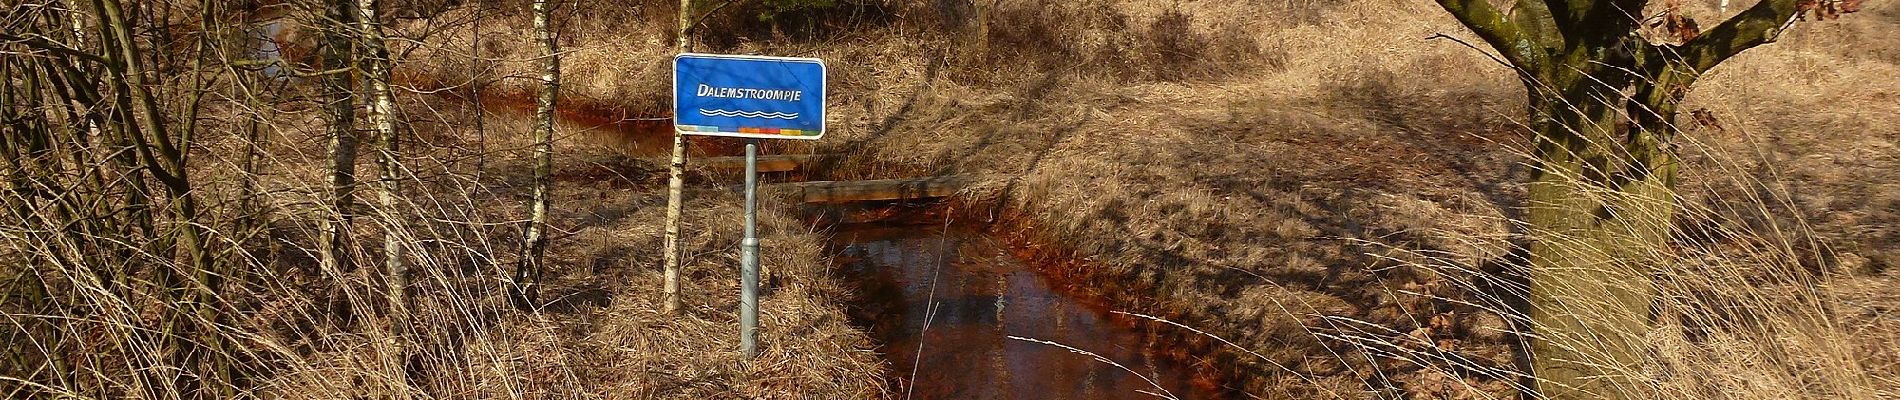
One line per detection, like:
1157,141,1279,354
1426,32,1513,69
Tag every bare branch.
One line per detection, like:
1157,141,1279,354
1679,0,1802,72
688,0,738,36
1428,33,1515,69
0,33,110,65
1434,0,1549,71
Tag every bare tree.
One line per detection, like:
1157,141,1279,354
662,0,691,314
221,10,276,258
1429,0,1860,398
98,0,229,394
320,0,360,279
516,0,560,309
354,0,410,394
1,0,235,395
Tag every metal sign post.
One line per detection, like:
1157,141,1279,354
674,53,825,359
739,139,760,357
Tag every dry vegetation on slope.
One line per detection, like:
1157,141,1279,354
10,0,1886,398
439,0,1898,397
800,0,1899,397
212,94,887,398
3,1,886,397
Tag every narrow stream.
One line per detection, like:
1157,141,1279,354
833,224,1225,399
240,8,1220,396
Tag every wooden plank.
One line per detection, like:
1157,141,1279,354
769,175,977,203
697,154,827,173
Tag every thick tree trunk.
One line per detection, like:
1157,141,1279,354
662,0,690,315
1429,0,1804,391
516,0,559,309
1523,75,1684,398
320,0,358,277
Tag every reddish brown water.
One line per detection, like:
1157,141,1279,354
446,90,750,158
833,225,1226,399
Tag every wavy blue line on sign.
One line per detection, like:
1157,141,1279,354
699,109,799,120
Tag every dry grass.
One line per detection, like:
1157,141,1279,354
3,4,886,395
405,0,1900,397
231,92,890,398
8,0,1896,398
797,0,1895,398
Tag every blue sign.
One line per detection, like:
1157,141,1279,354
674,53,827,140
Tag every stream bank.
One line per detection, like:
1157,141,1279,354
817,204,1236,399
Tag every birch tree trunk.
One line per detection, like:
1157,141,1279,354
354,0,409,393
661,0,691,314
320,0,359,281
516,0,560,309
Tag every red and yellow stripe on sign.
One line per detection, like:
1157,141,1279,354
736,127,813,136
685,125,816,136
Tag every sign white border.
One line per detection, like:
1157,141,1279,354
672,53,828,140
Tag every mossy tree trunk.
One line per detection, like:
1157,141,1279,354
1430,0,1816,397
1522,87,1681,399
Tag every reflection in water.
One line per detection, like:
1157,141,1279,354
253,21,286,78
835,226,1224,399
476,96,750,158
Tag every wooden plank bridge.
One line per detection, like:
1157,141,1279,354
698,154,826,173
695,153,976,203
768,175,977,203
